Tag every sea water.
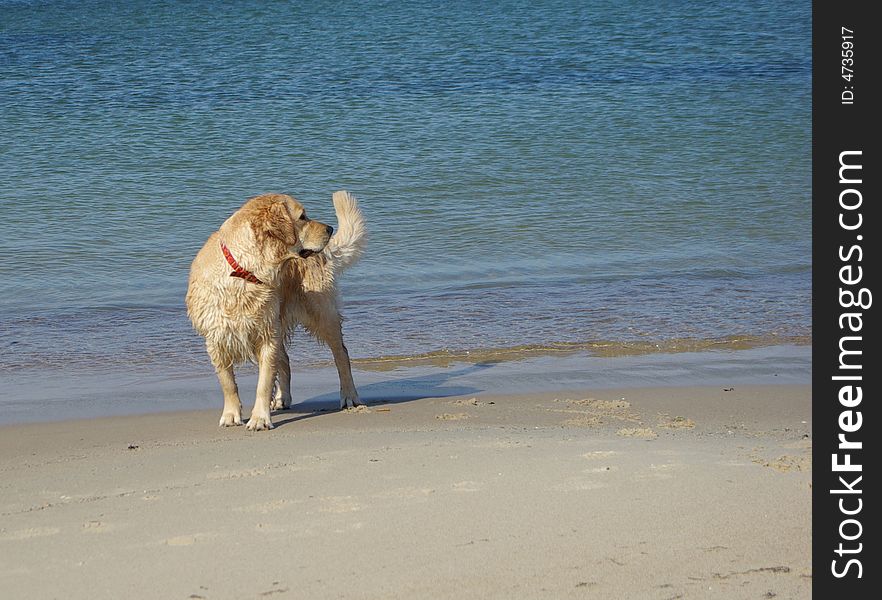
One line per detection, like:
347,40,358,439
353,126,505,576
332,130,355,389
0,1,811,386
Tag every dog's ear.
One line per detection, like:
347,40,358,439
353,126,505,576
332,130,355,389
252,200,298,248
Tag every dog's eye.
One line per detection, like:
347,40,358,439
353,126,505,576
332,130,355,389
299,213,308,221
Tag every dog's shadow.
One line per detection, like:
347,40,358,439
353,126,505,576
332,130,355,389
270,362,494,428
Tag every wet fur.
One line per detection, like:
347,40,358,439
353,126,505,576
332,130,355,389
185,191,366,430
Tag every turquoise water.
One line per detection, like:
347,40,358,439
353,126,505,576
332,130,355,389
0,0,811,377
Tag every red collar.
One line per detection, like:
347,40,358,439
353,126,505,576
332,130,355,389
220,241,264,285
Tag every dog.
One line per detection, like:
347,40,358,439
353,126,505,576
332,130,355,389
186,191,366,430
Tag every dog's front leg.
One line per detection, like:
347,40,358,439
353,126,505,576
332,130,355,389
216,365,243,427
246,341,278,431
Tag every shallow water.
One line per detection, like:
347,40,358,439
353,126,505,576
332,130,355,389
0,0,811,379
0,345,811,425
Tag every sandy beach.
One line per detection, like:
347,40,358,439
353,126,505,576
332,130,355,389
0,380,811,599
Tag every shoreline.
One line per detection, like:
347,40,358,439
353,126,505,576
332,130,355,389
0,382,812,599
0,344,810,426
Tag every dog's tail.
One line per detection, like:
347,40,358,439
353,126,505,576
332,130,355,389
325,190,366,271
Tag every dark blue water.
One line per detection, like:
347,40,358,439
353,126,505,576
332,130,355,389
0,0,811,377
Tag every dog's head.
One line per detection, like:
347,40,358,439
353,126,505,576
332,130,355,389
248,194,333,261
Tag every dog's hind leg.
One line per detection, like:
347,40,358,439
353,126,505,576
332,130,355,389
271,347,293,411
317,312,364,408
329,334,361,410
215,365,243,427
306,308,361,409
338,346,359,408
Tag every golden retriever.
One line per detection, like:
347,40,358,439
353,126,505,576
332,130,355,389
186,191,366,430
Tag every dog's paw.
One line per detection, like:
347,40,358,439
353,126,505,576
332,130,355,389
270,391,292,411
245,414,274,431
219,411,243,427
340,392,363,410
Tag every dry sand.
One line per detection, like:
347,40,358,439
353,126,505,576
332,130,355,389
0,384,811,599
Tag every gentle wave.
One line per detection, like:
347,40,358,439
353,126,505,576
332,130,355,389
352,335,813,371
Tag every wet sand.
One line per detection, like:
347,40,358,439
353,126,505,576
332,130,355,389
0,382,811,599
